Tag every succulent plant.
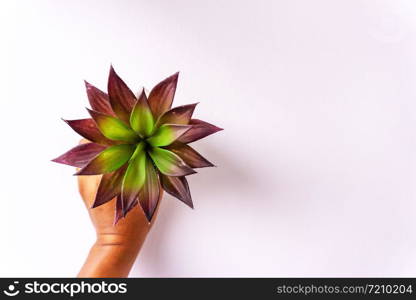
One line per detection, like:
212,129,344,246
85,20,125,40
52,67,222,223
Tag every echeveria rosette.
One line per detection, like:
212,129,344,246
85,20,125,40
52,66,222,223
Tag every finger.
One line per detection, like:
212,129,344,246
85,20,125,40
77,174,102,208
79,138,91,145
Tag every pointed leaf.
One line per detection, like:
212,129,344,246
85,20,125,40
149,147,196,176
63,118,113,145
75,144,135,175
121,149,146,210
92,165,127,208
129,141,146,162
52,143,106,168
114,195,124,224
114,195,139,223
148,72,179,118
108,66,136,124
177,119,223,144
124,198,138,218
147,124,191,147
138,158,160,221
87,108,138,143
130,89,155,137
167,143,214,168
84,81,115,116
157,103,198,126
160,175,193,208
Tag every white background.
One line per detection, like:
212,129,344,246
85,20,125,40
1,0,416,277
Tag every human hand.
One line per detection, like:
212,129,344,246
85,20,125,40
76,139,161,277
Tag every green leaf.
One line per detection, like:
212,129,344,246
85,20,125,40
88,108,139,143
147,124,191,147
149,147,196,176
129,141,146,162
63,118,113,145
121,148,146,209
130,89,155,137
75,144,135,175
